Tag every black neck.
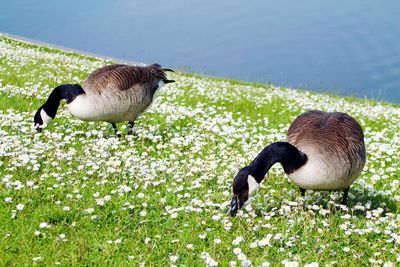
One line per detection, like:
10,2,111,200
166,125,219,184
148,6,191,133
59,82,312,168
248,142,308,183
42,84,84,118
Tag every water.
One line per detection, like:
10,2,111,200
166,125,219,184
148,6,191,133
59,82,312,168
1,0,400,103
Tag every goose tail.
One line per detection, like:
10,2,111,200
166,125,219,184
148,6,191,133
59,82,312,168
163,79,175,84
149,63,174,72
162,68,174,72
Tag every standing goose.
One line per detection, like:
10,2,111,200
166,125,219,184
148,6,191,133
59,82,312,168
33,63,174,134
230,110,366,215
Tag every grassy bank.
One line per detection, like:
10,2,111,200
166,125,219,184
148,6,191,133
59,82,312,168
0,35,399,266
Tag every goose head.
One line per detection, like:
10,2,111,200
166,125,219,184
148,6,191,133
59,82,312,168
33,106,53,132
230,166,259,216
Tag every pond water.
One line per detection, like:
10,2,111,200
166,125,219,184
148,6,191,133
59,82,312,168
1,0,399,103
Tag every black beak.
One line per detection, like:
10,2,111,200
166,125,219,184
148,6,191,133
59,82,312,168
230,196,244,217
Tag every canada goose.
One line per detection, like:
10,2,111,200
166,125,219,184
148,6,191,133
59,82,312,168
230,110,366,216
33,63,174,135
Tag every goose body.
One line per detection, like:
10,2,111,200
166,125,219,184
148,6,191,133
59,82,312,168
230,110,366,215
67,85,154,123
286,110,365,190
34,64,174,134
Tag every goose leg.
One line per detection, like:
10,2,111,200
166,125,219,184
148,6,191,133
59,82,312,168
300,188,306,197
111,123,121,137
342,187,350,205
127,121,134,135
299,188,306,209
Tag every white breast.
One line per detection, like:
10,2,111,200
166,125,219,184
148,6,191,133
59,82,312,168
287,152,355,190
68,92,152,123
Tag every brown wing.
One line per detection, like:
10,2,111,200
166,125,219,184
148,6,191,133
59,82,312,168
82,64,167,94
287,110,366,171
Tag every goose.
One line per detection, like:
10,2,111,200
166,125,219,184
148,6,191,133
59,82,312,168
33,63,174,135
230,110,366,216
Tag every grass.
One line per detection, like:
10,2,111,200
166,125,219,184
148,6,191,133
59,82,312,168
0,34,399,266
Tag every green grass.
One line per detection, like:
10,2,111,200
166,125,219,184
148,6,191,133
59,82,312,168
0,34,399,266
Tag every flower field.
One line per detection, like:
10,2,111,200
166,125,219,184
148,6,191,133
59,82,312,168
0,35,399,266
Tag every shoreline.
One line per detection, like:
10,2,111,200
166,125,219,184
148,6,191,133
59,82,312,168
0,31,143,66
1,32,399,106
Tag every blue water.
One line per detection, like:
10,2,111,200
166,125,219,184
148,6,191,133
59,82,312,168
1,0,400,103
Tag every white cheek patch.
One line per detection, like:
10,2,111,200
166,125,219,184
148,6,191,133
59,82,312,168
40,109,53,128
247,174,260,196
157,80,165,89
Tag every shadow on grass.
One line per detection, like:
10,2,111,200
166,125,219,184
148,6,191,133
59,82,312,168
350,188,398,214
252,186,398,218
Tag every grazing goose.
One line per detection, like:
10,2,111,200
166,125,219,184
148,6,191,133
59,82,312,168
230,110,366,216
33,63,174,134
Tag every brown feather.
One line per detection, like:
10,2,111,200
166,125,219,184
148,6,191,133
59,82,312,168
82,64,168,95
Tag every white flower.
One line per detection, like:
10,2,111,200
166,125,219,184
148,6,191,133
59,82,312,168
241,259,251,267
63,206,70,211
35,231,41,236
58,234,66,240
258,234,272,247
237,253,247,261
199,233,207,239
39,222,50,229
32,257,42,262
233,248,242,255
343,247,350,252
5,197,12,203
170,255,178,263
249,242,257,248
140,210,147,217
96,199,105,206
208,259,218,267
319,209,330,216
137,193,145,199
283,261,299,267
214,238,221,244
84,208,94,214
232,236,244,245
304,263,318,267
26,181,34,187
16,203,24,211
212,214,221,221
341,214,351,219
